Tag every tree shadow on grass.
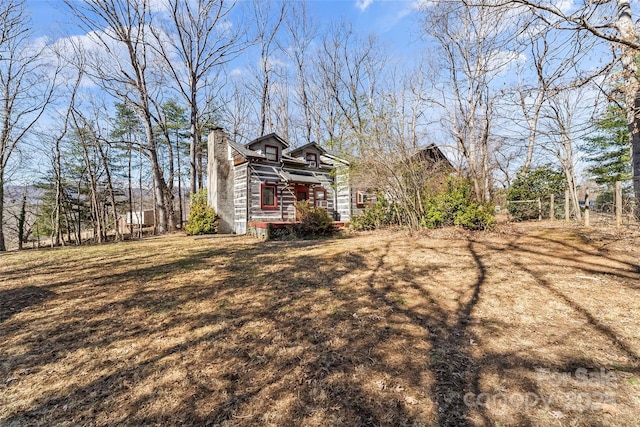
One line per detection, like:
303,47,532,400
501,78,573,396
1,230,639,426
0,286,56,324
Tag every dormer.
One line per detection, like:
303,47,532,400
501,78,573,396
288,142,326,169
246,133,289,163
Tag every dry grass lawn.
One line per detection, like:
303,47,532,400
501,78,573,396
1,222,639,426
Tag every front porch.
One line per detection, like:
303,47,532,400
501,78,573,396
247,221,346,239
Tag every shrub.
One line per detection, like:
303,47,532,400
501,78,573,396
185,189,218,235
453,202,496,230
293,200,336,237
271,201,336,239
421,178,495,230
507,165,566,221
350,197,395,231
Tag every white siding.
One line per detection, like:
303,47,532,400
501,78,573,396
334,167,352,221
233,163,248,234
249,165,284,222
246,162,346,223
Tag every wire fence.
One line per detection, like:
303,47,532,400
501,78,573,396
588,178,639,227
507,178,639,228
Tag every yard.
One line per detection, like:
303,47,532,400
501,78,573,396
1,222,639,426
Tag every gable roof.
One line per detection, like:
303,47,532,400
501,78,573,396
287,142,326,157
410,144,453,169
229,141,266,159
246,133,289,149
322,151,350,166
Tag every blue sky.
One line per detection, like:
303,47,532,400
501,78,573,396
27,0,424,54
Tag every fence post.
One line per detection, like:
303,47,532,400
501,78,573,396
584,191,590,227
565,190,570,222
615,180,622,228
549,194,555,221
537,197,542,221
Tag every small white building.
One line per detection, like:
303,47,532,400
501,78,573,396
118,210,154,233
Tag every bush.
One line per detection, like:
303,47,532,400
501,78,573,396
271,201,336,239
421,178,495,230
453,203,496,230
293,201,337,237
185,189,218,235
350,197,395,231
507,165,566,221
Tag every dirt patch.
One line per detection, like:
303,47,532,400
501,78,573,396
0,221,639,426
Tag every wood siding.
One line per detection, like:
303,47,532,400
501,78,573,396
249,164,284,222
233,163,248,234
248,163,336,222
334,167,352,221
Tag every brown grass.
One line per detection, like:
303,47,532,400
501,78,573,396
1,222,639,426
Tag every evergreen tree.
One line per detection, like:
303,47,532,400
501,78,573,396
156,100,189,228
583,104,631,185
111,103,144,237
507,165,566,221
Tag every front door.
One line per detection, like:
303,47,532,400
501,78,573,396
295,185,309,203
295,185,309,221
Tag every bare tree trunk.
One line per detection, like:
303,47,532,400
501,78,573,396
128,148,133,236
80,141,102,243
16,188,26,250
617,0,640,218
564,163,582,221
165,125,176,231
176,128,183,229
197,136,204,191
0,173,5,251
190,106,197,195
97,143,120,241
76,179,82,245
138,149,143,238
143,122,169,233
53,142,63,247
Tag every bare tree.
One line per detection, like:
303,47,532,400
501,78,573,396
422,2,512,202
489,0,640,215
250,0,287,137
282,1,317,144
539,88,598,221
513,28,597,171
0,0,59,251
150,0,244,196
352,67,450,230
50,45,83,247
314,21,386,153
65,0,173,232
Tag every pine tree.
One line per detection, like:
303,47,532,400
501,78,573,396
583,104,631,186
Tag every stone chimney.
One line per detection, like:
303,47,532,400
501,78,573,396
207,128,234,233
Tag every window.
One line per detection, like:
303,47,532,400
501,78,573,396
306,152,318,167
315,189,327,208
261,184,278,209
265,145,278,162
356,190,375,208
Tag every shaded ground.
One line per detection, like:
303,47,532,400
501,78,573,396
1,222,639,426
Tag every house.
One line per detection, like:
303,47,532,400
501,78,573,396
117,210,154,234
207,129,454,235
207,129,361,235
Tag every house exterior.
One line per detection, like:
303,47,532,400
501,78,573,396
207,129,359,235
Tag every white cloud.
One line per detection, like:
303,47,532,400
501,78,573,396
486,50,527,75
411,0,436,12
553,0,574,13
229,68,243,78
356,0,374,12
